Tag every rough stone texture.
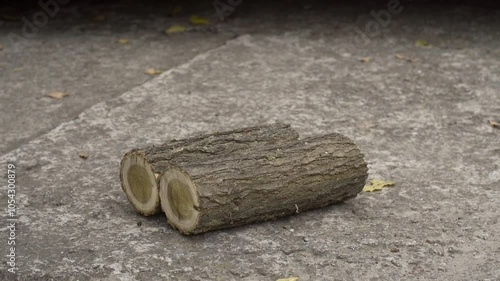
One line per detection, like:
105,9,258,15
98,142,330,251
0,1,499,280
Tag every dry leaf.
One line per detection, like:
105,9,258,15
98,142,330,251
488,120,500,128
359,57,372,63
47,92,69,99
363,178,396,192
92,15,106,22
117,38,129,44
171,5,183,17
276,278,299,281
395,54,418,63
144,68,163,75
190,15,208,25
14,67,24,72
165,25,186,34
395,54,406,60
79,151,89,159
416,39,430,47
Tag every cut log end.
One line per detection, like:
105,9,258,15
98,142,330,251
160,167,200,234
120,152,160,216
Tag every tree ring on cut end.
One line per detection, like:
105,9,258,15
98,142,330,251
160,167,200,233
120,152,159,216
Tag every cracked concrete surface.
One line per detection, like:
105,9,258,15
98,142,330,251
0,1,499,280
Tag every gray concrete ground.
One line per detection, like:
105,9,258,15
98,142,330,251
1,1,499,280
0,0,233,154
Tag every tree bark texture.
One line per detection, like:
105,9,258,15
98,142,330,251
159,133,368,234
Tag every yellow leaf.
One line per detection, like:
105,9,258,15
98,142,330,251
144,68,163,75
276,278,299,281
165,25,186,34
488,120,500,128
92,15,106,22
171,5,183,17
363,185,381,192
47,92,69,99
416,39,430,47
190,15,208,25
359,57,372,63
79,151,89,159
117,38,129,44
363,178,396,192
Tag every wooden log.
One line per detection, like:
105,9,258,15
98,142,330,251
120,123,299,216
159,133,368,234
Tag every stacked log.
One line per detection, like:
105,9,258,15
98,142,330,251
120,123,368,234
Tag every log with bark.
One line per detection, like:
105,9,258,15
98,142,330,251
120,123,299,215
158,132,368,234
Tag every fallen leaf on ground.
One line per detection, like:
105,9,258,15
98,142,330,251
488,120,500,128
395,54,406,60
92,15,106,22
276,278,299,281
14,67,24,72
395,54,418,63
359,57,372,63
190,15,208,25
363,178,396,192
144,68,163,75
416,39,430,47
79,151,89,159
171,5,183,17
47,92,69,99
117,38,129,44
165,25,186,34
